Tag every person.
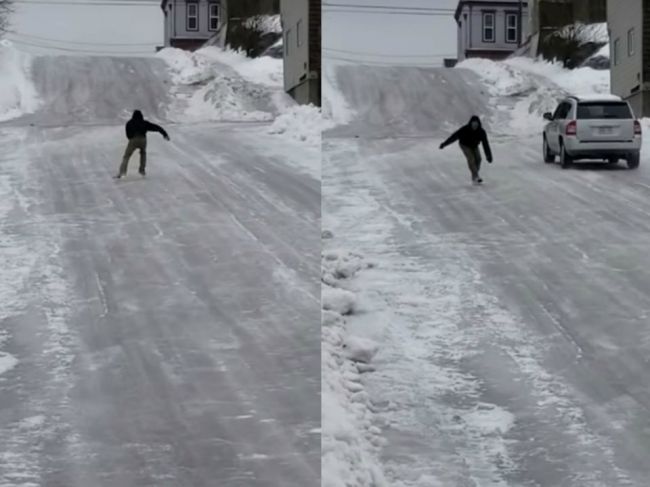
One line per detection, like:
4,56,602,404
439,115,493,184
116,110,170,178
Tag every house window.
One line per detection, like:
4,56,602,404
297,19,303,47
209,3,220,31
505,13,518,43
187,2,198,31
482,12,495,43
614,37,620,65
628,28,635,56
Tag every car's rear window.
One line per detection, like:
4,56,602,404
577,102,632,119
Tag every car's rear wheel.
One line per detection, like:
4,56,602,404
607,157,619,164
627,152,640,169
543,136,555,163
560,143,572,169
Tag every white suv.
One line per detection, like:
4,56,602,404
542,95,642,169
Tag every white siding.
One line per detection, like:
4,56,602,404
281,0,309,94
607,0,642,105
166,0,223,41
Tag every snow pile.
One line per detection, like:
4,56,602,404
244,14,282,35
268,104,331,148
0,40,40,122
555,22,608,44
157,47,286,122
459,56,610,135
323,62,356,127
321,242,387,487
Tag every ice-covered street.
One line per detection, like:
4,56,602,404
0,52,320,486
323,63,650,486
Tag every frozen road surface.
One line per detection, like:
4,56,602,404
324,65,650,486
0,56,320,486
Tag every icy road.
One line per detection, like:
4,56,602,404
0,56,320,486
324,65,650,486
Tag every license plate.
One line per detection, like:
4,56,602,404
597,127,613,135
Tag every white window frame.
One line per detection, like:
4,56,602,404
628,28,635,56
209,3,220,32
187,2,199,32
505,12,518,44
614,37,620,65
482,12,496,43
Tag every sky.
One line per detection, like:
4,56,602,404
322,0,458,67
6,0,163,56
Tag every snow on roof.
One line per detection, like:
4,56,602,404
572,94,623,102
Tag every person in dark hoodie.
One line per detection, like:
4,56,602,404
439,115,493,184
116,110,170,178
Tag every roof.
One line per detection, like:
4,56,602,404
455,0,528,22
569,94,623,102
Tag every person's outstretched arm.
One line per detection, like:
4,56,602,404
146,121,170,140
439,128,461,149
481,131,493,162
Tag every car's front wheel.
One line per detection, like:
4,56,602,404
560,143,572,169
543,136,555,163
627,152,640,169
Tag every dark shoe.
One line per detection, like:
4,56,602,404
477,178,483,184
139,169,146,176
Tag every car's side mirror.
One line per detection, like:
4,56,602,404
543,112,553,121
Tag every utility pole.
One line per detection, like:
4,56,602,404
518,0,523,47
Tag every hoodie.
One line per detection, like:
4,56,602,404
440,116,492,162
125,110,169,140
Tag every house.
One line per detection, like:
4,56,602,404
455,0,529,62
280,0,320,106
161,0,228,51
607,0,649,116
526,0,605,57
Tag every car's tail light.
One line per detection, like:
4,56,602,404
635,120,642,135
566,120,577,136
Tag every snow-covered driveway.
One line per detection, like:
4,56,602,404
324,64,650,486
0,56,320,486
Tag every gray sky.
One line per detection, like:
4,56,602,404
7,0,163,56
323,0,458,67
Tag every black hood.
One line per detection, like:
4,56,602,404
131,110,144,121
468,115,482,128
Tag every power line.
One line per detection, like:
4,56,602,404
323,2,455,11
7,30,160,46
323,8,454,16
7,37,155,54
324,47,455,58
12,0,159,5
324,54,444,67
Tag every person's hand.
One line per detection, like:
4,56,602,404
164,135,170,141
439,143,444,150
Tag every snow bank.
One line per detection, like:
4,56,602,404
323,62,356,127
322,244,388,487
268,104,330,148
459,56,610,135
244,14,282,35
157,47,285,122
0,40,40,122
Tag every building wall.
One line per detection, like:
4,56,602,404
281,0,310,101
607,0,642,109
457,3,529,61
164,0,224,45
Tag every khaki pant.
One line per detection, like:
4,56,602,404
119,136,147,175
460,144,481,180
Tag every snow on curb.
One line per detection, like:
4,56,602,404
0,40,40,122
268,104,331,148
322,235,388,487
